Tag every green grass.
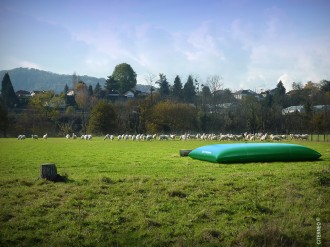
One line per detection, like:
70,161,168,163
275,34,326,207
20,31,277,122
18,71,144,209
0,138,329,246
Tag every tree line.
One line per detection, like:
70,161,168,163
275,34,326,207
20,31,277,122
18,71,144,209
1,63,330,137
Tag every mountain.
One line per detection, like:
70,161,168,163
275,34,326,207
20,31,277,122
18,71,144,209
0,67,106,93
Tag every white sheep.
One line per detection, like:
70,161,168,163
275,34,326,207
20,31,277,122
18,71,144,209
66,134,71,139
17,134,26,140
300,134,308,140
260,133,268,141
84,134,92,140
43,133,48,139
249,135,256,141
72,133,77,139
146,135,153,141
270,134,281,141
159,134,169,140
179,134,187,140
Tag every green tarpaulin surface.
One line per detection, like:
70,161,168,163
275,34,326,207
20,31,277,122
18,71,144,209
188,143,321,163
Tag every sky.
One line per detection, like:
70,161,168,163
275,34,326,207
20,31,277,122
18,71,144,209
1,0,330,91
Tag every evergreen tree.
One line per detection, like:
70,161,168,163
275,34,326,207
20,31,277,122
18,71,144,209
273,80,286,107
105,75,119,92
94,83,102,98
1,73,19,108
171,75,183,102
156,73,170,99
276,80,286,95
64,84,69,94
183,75,196,104
0,98,9,137
320,80,330,93
88,84,94,96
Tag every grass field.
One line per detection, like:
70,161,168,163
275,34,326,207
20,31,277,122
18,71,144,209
0,138,329,246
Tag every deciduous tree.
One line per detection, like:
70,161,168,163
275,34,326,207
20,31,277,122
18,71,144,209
88,101,117,134
146,101,198,133
111,63,137,94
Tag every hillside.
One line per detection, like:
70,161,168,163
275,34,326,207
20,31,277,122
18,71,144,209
0,68,106,93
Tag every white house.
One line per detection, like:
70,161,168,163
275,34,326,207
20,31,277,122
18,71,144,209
124,91,135,98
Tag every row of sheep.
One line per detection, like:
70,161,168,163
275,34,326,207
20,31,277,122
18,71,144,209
102,133,309,141
65,133,92,140
17,132,309,141
17,134,48,140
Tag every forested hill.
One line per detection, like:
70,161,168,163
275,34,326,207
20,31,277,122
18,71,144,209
0,67,106,93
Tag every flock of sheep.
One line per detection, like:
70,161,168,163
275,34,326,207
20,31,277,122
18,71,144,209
106,133,309,141
17,134,47,140
17,132,309,141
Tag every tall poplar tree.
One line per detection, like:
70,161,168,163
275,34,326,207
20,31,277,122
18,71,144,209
156,73,170,99
183,75,196,104
171,75,183,102
1,73,18,108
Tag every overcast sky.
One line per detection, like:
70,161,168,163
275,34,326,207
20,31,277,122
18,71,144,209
1,0,329,91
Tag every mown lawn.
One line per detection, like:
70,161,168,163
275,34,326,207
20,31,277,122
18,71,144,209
0,138,329,246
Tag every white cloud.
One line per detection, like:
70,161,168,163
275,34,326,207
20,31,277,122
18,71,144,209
19,60,42,69
0,57,43,70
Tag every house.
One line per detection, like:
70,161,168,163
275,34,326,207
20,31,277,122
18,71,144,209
282,105,330,115
66,90,75,96
282,105,304,115
124,91,135,98
234,89,262,100
31,90,45,97
16,90,31,97
16,90,31,107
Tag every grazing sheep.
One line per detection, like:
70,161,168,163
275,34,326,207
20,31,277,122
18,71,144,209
66,134,71,139
270,134,281,141
104,134,114,140
43,133,48,139
300,134,308,140
179,134,188,140
219,134,228,141
84,134,92,140
159,135,169,140
17,134,26,140
146,135,153,141
260,133,268,141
